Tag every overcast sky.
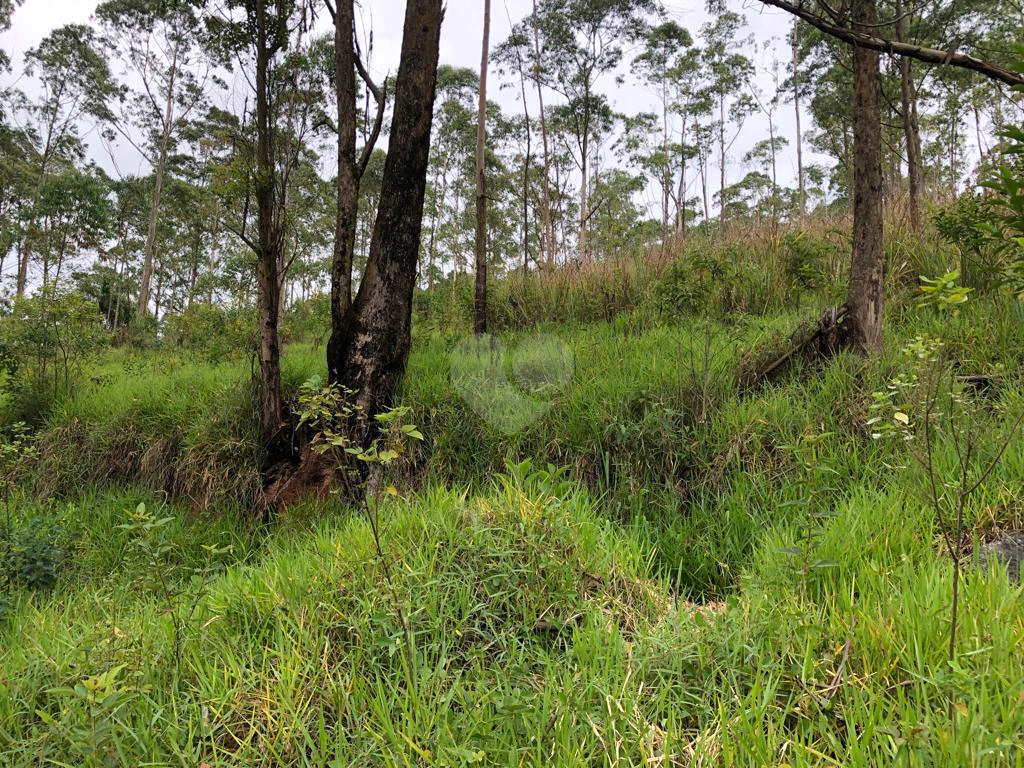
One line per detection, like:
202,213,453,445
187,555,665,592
0,0,815,211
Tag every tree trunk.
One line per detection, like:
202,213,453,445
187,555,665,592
253,0,285,441
792,20,805,218
845,0,884,354
718,94,726,227
336,0,443,417
473,0,491,335
531,0,554,267
137,39,180,316
578,119,589,260
326,0,360,385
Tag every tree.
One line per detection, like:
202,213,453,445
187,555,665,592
700,11,755,227
95,0,209,317
15,24,121,297
323,0,385,386
331,0,444,417
33,167,111,290
0,0,23,76
203,0,325,441
759,0,1022,353
506,0,656,259
632,19,694,238
474,0,491,335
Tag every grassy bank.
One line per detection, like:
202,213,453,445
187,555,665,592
3,217,1024,764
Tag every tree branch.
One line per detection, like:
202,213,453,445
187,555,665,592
222,217,258,254
758,0,1024,87
354,35,387,180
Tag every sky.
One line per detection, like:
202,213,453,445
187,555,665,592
0,0,818,215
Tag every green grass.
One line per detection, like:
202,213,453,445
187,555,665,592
2,469,1023,765
3,219,1024,764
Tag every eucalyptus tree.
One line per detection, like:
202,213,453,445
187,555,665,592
15,24,121,297
0,122,34,288
33,167,111,291
504,0,658,260
202,0,326,441
632,19,694,238
95,0,210,316
422,66,478,284
101,175,149,327
699,11,755,227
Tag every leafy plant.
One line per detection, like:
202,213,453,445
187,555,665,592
41,663,139,765
917,270,972,315
118,501,232,667
296,376,425,675
868,326,1024,720
0,288,107,423
777,429,838,599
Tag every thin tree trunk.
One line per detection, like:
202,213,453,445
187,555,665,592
512,25,533,271
718,95,726,227
138,39,180,316
473,0,491,335
661,84,670,238
846,0,884,354
578,116,589,260
253,0,284,441
792,20,805,218
326,0,360,385
531,0,554,267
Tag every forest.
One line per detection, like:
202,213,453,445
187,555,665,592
1,0,1024,764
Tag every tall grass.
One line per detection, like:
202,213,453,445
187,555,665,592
2,469,1023,765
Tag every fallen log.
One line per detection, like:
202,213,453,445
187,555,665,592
737,305,848,390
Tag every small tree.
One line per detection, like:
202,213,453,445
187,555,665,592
0,289,107,420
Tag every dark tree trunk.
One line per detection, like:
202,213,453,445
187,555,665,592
253,0,285,441
326,0,360,385
336,0,443,416
845,0,884,354
473,0,491,335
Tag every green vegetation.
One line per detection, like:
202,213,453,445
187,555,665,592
3,214,1024,763
1,0,1023,761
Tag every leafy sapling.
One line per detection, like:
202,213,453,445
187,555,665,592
777,428,838,600
296,377,425,677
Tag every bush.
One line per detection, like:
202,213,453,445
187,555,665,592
0,289,107,424
162,303,258,361
0,503,76,595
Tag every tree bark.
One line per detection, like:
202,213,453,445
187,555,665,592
253,0,285,441
845,0,885,354
336,0,443,417
137,38,180,316
473,0,491,335
326,0,359,385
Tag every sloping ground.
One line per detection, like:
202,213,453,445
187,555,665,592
1,474,1023,766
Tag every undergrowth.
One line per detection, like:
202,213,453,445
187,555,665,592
2,212,1024,764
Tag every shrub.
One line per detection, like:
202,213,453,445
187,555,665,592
162,303,258,361
0,289,107,424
